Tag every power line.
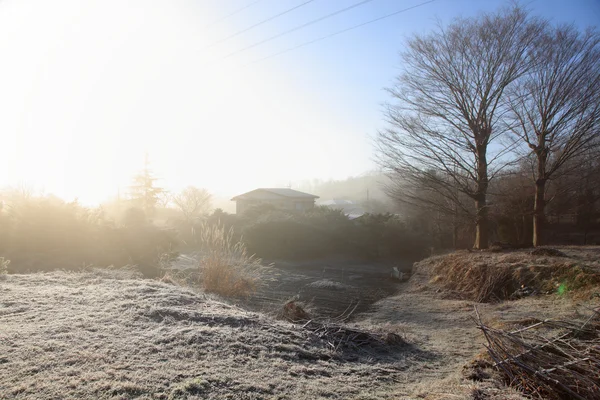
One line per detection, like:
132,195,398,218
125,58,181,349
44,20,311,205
221,0,376,60
203,0,263,29
246,0,436,65
206,0,317,48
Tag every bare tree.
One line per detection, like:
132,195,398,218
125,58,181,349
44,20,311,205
156,191,172,209
507,25,600,246
172,186,212,222
376,6,544,249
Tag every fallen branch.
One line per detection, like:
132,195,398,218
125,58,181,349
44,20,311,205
302,320,405,352
282,300,405,354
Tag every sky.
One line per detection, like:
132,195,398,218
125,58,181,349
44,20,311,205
0,0,598,205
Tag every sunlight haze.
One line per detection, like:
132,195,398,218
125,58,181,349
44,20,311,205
1,0,597,204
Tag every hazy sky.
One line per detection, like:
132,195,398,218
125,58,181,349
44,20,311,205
0,0,598,204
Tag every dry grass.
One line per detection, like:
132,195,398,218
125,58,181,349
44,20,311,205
0,270,418,399
0,257,8,275
196,222,264,298
418,248,600,302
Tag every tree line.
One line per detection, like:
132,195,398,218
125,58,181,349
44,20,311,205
376,5,600,249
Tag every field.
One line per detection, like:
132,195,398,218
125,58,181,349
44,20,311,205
1,247,599,399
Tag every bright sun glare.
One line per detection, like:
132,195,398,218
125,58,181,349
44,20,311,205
0,0,372,205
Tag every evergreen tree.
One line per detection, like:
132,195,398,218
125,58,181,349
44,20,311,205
129,154,164,216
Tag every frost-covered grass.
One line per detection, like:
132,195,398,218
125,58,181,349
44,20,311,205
0,270,416,399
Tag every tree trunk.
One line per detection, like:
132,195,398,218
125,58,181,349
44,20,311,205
473,145,489,249
474,197,489,249
452,220,458,249
533,140,548,247
533,179,546,247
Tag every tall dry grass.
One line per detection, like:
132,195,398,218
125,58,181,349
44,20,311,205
196,222,263,297
0,257,10,277
424,251,600,302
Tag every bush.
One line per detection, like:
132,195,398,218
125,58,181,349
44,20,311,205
109,225,179,278
196,222,261,297
243,218,333,259
0,196,178,276
240,208,430,261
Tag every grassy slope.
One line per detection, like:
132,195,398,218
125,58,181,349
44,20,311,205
418,246,600,303
0,270,415,400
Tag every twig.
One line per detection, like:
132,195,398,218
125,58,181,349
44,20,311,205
474,307,600,400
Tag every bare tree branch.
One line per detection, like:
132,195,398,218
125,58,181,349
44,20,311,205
172,186,212,222
376,5,544,249
506,24,600,246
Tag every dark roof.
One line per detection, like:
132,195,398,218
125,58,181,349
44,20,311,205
231,188,319,201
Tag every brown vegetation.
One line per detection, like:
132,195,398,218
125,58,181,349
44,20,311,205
420,249,600,302
196,222,263,298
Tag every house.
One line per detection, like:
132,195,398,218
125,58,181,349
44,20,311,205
231,188,319,214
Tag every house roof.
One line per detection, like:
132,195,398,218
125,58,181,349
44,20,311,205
231,188,319,201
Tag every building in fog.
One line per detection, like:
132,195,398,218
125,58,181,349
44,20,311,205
231,188,319,214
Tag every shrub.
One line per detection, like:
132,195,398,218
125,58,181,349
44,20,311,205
0,195,178,275
196,222,261,297
240,208,430,261
121,207,147,227
109,225,179,278
243,217,335,259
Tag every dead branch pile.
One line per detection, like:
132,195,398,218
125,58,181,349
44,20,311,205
302,320,405,353
282,300,405,354
475,307,600,399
